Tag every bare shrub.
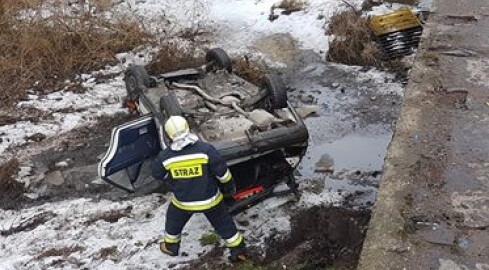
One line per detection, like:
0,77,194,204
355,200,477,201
232,56,270,86
0,159,23,210
0,0,152,107
326,10,384,67
146,43,204,74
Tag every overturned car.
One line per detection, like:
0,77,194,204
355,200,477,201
98,48,309,214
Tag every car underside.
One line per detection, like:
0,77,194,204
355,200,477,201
98,48,309,214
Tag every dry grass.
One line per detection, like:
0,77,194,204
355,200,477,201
327,10,384,67
0,159,23,210
1,211,57,236
146,42,204,74
232,56,270,86
97,246,119,260
37,245,86,260
0,0,151,107
84,206,133,225
277,0,306,13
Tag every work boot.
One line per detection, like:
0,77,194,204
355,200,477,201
229,241,247,262
159,242,180,257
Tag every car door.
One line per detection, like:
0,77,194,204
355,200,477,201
98,116,162,192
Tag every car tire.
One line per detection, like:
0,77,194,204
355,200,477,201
124,65,150,101
160,93,183,116
262,74,287,110
206,48,232,73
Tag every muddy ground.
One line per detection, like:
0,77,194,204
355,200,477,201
181,206,371,270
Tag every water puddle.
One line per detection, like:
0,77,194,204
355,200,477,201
299,131,393,179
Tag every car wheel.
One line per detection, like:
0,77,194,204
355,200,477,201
124,65,150,101
160,93,183,116
262,74,287,110
206,48,232,73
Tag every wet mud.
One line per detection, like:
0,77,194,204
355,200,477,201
181,206,371,270
266,206,371,270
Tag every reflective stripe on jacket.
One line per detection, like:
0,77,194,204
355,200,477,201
151,141,232,211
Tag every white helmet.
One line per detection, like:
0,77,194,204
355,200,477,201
164,116,189,140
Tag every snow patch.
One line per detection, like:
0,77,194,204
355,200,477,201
0,192,333,269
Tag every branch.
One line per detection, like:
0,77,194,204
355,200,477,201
340,0,360,14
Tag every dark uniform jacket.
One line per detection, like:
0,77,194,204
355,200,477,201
151,141,233,211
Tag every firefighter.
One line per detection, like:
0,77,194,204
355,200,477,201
151,115,247,262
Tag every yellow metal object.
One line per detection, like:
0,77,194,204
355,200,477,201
370,9,421,36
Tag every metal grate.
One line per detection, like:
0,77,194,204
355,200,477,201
371,9,423,59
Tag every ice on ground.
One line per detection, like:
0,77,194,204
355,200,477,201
334,64,405,96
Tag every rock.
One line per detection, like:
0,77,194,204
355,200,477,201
387,243,410,253
300,94,315,104
438,259,464,270
104,95,119,104
55,160,70,168
26,133,46,142
418,224,455,246
33,173,45,183
18,166,32,178
92,178,106,185
236,219,250,227
235,216,250,227
24,193,39,199
315,154,334,173
296,106,319,119
331,82,340,88
45,171,65,186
